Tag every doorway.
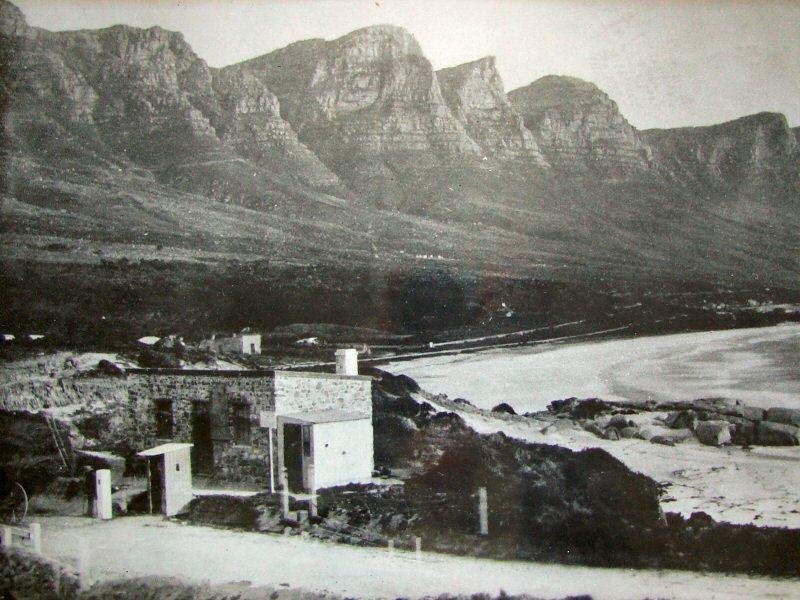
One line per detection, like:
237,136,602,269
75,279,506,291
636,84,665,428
192,401,214,474
148,456,164,513
283,423,305,492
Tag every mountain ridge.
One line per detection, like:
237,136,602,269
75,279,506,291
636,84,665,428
1,0,798,303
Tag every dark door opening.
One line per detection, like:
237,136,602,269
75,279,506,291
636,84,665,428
192,401,214,474
283,423,304,492
148,457,164,513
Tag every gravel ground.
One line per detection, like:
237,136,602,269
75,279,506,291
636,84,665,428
35,515,800,600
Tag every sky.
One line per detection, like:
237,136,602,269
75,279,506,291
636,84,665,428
13,0,800,129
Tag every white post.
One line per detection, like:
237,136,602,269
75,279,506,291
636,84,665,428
387,539,394,554
1,526,11,548
415,536,422,560
29,523,42,554
94,469,112,520
479,487,488,536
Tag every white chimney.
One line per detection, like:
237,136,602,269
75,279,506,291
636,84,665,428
335,348,359,376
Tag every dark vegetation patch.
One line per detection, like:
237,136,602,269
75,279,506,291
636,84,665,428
0,546,80,600
0,411,72,498
2,258,797,349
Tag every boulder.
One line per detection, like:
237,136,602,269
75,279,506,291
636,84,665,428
765,408,800,428
695,421,732,446
756,421,800,446
728,405,766,421
665,410,698,430
634,426,658,441
604,427,621,441
541,418,574,434
661,428,694,444
650,435,675,447
742,406,766,421
693,398,737,412
492,402,517,415
620,426,639,439
731,422,757,446
582,422,605,439
716,414,750,427
608,414,633,429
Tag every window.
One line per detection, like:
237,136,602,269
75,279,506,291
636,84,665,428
155,399,173,438
232,402,251,445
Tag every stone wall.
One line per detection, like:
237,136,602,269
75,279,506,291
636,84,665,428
273,371,372,417
1,367,373,484
127,371,276,483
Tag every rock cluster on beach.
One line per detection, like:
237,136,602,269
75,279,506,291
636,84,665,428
547,397,800,447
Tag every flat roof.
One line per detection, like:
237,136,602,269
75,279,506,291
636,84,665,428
280,409,369,424
137,442,193,457
125,368,371,380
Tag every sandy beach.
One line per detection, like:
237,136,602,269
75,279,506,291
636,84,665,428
387,324,800,528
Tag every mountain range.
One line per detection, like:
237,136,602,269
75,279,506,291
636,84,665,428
1,0,798,337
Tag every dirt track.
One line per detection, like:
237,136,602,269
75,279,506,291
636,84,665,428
36,515,799,600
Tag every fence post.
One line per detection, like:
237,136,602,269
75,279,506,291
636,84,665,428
414,536,422,560
1,526,11,548
387,539,394,554
478,486,489,536
29,523,42,554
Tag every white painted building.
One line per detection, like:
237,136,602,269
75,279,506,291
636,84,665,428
278,410,373,492
206,333,262,355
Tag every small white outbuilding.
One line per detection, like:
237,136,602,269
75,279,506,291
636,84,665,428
277,410,373,493
137,443,194,517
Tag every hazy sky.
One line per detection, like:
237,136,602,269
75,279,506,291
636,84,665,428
13,0,800,129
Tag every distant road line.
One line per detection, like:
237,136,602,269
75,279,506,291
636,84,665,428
288,323,632,370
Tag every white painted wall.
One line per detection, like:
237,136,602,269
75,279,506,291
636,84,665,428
162,446,193,516
311,419,373,489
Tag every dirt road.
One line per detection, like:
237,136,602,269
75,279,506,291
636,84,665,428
36,516,798,600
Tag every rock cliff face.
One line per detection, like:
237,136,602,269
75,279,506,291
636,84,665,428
1,6,339,199
223,25,481,164
1,0,798,292
642,113,800,203
211,68,340,188
508,75,653,176
436,57,547,165
0,0,27,37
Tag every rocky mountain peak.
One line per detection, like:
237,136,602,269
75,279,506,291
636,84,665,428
0,0,28,37
334,24,424,58
220,22,480,206
508,75,653,176
437,56,546,164
642,111,799,198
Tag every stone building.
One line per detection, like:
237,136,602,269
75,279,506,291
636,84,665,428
126,349,372,489
0,349,373,491
204,332,262,355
